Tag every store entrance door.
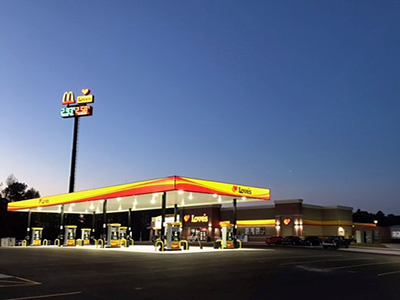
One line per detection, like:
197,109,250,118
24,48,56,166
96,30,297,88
190,228,208,241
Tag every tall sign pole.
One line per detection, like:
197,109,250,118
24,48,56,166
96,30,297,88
61,88,95,193
59,88,95,242
69,116,79,193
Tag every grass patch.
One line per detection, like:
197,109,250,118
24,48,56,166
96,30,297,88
351,243,387,248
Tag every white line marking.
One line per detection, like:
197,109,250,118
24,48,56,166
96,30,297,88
242,254,342,262
327,261,400,270
1,291,81,300
377,270,400,277
280,257,373,266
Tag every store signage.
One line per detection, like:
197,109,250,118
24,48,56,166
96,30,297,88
62,91,75,105
232,185,252,195
184,213,209,223
61,88,94,119
392,231,400,239
283,218,291,225
61,105,92,118
77,95,94,104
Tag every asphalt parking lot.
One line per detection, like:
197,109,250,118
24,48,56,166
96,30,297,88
1,246,400,300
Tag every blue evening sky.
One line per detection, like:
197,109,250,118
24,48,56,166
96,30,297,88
1,1,399,213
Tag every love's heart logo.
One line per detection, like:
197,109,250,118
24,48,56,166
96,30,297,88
82,88,91,95
232,185,238,192
283,218,291,225
184,215,190,222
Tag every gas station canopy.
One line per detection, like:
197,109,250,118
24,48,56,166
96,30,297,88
7,176,271,214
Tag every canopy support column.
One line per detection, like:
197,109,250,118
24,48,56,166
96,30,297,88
91,211,96,239
161,192,166,238
173,204,178,222
59,205,64,244
26,210,32,243
233,198,237,247
128,208,132,238
102,200,107,241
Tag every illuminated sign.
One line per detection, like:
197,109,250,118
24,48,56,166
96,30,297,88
232,185,252,195
61,105,92,118
61,88,94,119
283,218,291,225
75,105,92,116
62,91,75,105
184,214,209,223
77,95,94,104
392,231,400,239
61,107,76,118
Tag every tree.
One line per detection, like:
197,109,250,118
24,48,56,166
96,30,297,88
1,174,40,202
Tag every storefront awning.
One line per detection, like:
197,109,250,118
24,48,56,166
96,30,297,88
7,176,270,213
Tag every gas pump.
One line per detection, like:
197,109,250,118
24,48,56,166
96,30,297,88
81,228,91,245
31,227,43,246
64,225,77,246
165,222,182,251
119,226,127,246
107,223,121,248
221,224,235,249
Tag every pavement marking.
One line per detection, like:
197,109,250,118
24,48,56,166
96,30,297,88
377,270,400,277
242,254,343,262
326,261,400,271
296,265,332,273
280,257,373,266
1,291,81,300
0,275,41,288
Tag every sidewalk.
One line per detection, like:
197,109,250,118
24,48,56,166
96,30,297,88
340,244,400,256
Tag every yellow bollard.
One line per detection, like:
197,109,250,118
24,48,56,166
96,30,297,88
43,239,48,246
129,237,134,246
155,240,164,252
96,239,104,248
54,239,61,247
216,239,224,249
22,240,27,247
120,238,127,247
179,240,189,250
236,239,242,249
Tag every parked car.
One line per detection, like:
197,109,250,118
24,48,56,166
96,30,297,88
265,236,283,245
282,236,303,245
322,236,350,249
304,236,322,246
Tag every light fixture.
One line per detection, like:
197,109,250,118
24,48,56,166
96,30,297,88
118,205,122,211
241,197,246,200
178,190,184,195
90,203,95,210
153,193,159,197
151,198,156,204
37,207,42,211
132,204,136,210
213,194,217,198
117,197,121,202
188,193,193,200
68,206,73,212
181,199,185,205
218,195,222,202
84,209,88,214
96,207,100,213
71,203,75,207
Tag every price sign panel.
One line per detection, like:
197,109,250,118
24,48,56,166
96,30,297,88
61,107,76,118
75,105,92,117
